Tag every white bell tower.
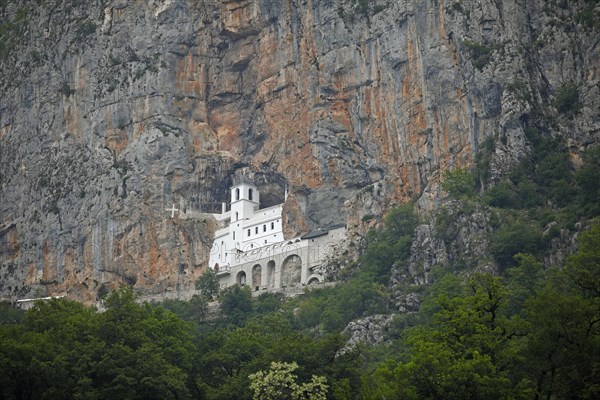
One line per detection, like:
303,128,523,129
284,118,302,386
229,178,259,249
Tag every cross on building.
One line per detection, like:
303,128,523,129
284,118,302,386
166,204,179,218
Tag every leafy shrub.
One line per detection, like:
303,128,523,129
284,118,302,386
442,168,476,198
362,204,419,282
515,180,543,208
485,181,520,208
74,19,96,43
537,152,572,186
506,79,532,103
0,6,28,59
435,207,458,243
552,82,580,116
491,218,544,270
463,40,493,70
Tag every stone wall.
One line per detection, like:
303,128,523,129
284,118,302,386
218,227,346,290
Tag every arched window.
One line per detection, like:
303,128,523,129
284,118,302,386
235,188,240,200
247,229,251,236
248,188,253,201
271,222,275,230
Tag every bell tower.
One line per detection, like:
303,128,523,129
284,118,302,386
229,177,259,248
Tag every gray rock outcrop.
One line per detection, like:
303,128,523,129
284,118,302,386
0,0,598,302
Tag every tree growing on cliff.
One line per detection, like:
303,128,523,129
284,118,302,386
195,269,220,300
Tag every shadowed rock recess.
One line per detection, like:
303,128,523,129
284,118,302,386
0,0,598,303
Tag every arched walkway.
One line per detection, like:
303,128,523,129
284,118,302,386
252,264,262,291
281,254,302,288
236,271,246,286
266,260,276,288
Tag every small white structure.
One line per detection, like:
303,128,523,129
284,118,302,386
208,177,345,292
15,295,65,310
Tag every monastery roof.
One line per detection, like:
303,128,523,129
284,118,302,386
300,224,346,240
301,230,329,240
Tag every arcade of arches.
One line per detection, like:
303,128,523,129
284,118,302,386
233,254,321,290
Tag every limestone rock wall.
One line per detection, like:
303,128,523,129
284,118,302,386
0,0,598,302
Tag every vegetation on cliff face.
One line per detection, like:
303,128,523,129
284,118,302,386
1,192,598,399
1,0,599,398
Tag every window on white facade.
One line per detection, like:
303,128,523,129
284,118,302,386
233,232,235,240
271,222,274,230
235,212,239,221
255,227,258,234
235,188,240,200
263,225,266,232
247,229,251,236
249,188,253,201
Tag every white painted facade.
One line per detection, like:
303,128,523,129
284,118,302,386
209,179,284,271
208,178,346,292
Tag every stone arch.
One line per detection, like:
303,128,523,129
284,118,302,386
307,276,320,285
252,264,262,291
267,260,276,288
281,254,302,288
236,271,246,286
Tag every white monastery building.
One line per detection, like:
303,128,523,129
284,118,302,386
209,177,345,292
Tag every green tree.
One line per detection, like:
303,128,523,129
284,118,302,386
442,168,476,198
361,204,418,282
552,82,580,116
0,301,24,324
196,269,220,300
521,220,600,399
566,220,600,297
366,274,529,399
219,285,253,326
491,218,544,270
505,253,544,315
249,362,328,400
96,287,195,399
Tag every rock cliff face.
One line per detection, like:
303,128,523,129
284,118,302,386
0,0,598,303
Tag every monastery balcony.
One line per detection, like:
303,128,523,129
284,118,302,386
215,265,231,276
